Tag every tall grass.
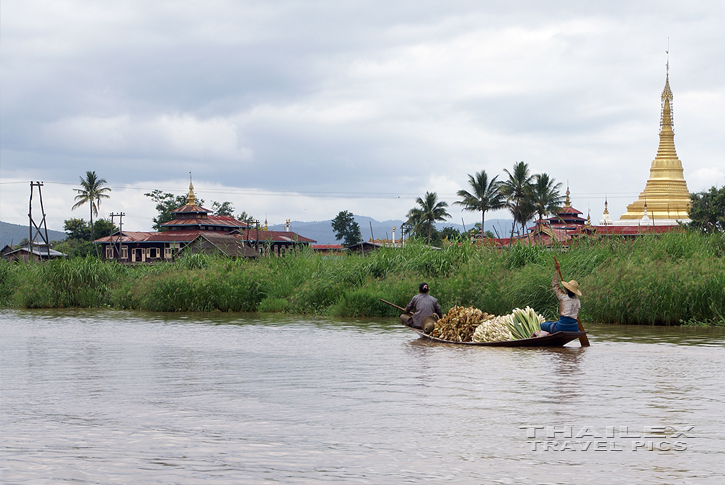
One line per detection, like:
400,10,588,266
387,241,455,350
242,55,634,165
1,233,724,325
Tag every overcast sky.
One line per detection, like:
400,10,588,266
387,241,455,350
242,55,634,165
1,1,724,234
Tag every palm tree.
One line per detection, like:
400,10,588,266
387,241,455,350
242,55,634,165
528,173,563,224
406,191,451,244
454,170,505,240
500,161,534,239
72,171,111,241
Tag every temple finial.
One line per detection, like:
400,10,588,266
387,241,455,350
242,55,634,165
187,171,197,206
666,38,669,76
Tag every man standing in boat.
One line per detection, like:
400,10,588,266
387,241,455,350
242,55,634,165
401,282,443,334
540,260,581,334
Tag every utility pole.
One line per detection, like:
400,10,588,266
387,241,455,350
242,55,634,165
110,212,125,261
28,181,50,262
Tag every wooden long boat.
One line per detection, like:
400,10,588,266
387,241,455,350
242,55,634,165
410,327,587,348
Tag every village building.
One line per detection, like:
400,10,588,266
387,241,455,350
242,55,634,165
1,242,65,262
94,181,315,262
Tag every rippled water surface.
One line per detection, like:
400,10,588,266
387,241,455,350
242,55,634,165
2,309,724,484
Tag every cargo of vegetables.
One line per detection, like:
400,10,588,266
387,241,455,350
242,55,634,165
430,305,546,343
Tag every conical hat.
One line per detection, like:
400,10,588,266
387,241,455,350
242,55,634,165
561,279,582,296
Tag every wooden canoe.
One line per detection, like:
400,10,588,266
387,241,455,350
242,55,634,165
410,327,587,347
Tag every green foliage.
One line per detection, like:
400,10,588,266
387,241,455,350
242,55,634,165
145,190,199,231
52,240,97,258
93,218,116,239
258,297,290,313
64,218,92,241
688,185,725,233
406,192,451,244
1,232,724,326
505,243,548,269
331,210,362,245
212,201,235,216
72,171,111,240
454,170,505,239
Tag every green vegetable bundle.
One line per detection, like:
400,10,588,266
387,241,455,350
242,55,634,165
506,306,545,340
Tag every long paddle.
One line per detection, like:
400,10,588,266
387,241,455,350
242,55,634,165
553,256,590,347
379,298,405,312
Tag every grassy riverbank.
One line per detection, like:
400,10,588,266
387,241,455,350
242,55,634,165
1,232,724,325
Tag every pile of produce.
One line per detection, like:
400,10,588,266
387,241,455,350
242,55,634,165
471,315,513,343
430,306,546,343
429,306,496,342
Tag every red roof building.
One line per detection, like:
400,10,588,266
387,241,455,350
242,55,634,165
95,181,315,262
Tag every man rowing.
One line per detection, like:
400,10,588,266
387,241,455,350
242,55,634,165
400,282,443,334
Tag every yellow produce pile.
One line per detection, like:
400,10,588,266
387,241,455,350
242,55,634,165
429,306,496,342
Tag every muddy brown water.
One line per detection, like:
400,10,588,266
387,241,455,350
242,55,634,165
1,309,724,484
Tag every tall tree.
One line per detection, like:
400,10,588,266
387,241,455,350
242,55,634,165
236,211,255,225
212,201,235,216
500,161,534,239
71,171,111,241
331,210,362,245
145,190,186,231
528,173,563,224
454,170,505,239
406,192,451,244
63,218,92,241
688,185,725,233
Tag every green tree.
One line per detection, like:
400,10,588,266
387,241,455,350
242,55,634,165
406,192,451,244
331,210,362,245
71,171,111,240
212,201,235,216
236,211,255,225
144,190,187,231
64,218,92,241
500,162,534,239
688,185,725,233
438,226,463,243
528,173,563,223
92,218,117,239
454,170,505,240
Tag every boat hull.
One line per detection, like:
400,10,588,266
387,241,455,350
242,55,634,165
411,328,586,347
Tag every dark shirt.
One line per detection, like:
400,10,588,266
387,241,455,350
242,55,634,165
405,293,443,328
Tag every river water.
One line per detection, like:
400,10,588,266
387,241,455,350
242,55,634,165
1,309,724,484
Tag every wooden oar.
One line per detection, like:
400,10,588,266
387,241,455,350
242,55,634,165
553,256,590,347
379,298,405,312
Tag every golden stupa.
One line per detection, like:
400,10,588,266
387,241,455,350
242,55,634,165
620,66,691,220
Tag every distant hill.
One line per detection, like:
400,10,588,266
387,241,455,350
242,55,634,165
270,216,514,245
0,221,66,248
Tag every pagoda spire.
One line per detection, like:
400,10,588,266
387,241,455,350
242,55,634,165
187,172,197,206
620,60,690,221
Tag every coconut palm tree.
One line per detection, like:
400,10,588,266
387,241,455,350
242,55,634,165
500,161,534,239
72,171,111,241
406,191,451,244
454,170,505,239
528,173,563,224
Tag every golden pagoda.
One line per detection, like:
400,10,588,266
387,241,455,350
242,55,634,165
186,175,197,206
620,65,691,221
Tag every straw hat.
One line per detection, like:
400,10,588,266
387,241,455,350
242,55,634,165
561,279,582,296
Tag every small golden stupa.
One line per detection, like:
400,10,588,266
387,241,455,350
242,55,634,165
620,64,691,221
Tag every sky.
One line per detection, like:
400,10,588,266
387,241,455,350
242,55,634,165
1,1,724,234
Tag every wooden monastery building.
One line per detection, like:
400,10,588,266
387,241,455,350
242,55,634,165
95,182,315,262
